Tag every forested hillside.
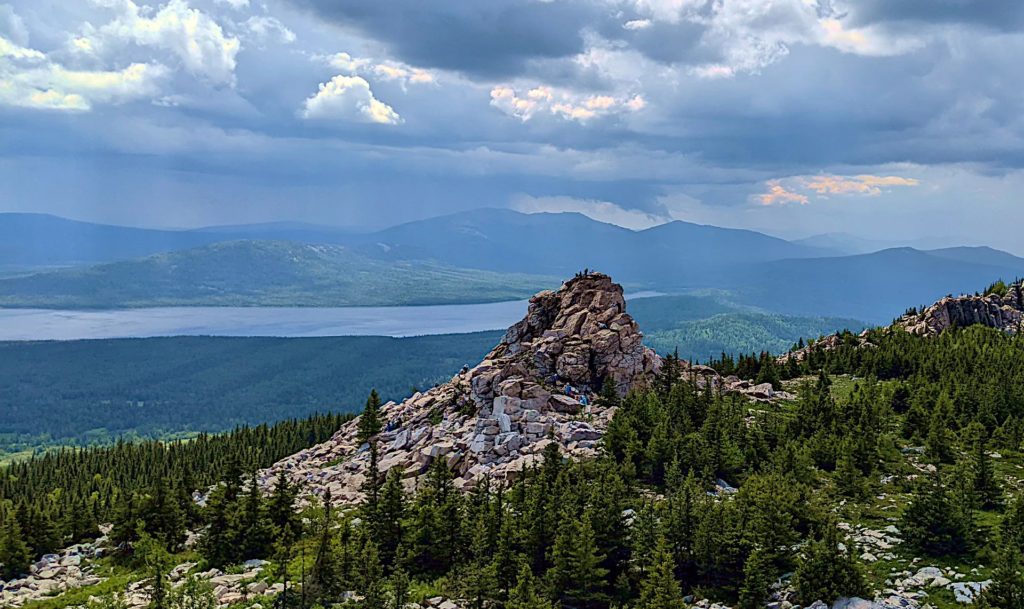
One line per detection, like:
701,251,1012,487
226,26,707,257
2,317,1022,608
0,333,502,458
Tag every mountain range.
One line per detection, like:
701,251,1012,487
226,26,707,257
0,211,1020,323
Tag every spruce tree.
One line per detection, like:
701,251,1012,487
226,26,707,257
980,543,1024,609
169,575,217,609
508,561,553,609
637,535,685,609
792,518,866,605
358,539,387,609
462,514,499,609
358,390,383,446
739,548,774,609
0,511,31,581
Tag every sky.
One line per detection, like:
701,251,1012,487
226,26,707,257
1,0,1023,253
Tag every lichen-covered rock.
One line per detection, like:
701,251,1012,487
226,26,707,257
260,273,661,505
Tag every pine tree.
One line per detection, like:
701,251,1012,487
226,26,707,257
739,548,774,609
508,561,553,609
169,575,217,609
969,426,1002,509
792,518,866,605
0,511,31,581
358,539,387,609
374,468,405,568
567,512,609,608
901,477,970,557
358,390,383,446
834,442,864,498
308,492,344,602
142,475,186,551
269,473,301,538
389,568,410,609
980,543,1024,609
135,533,173,609
637,535,685,609
462,514,499,609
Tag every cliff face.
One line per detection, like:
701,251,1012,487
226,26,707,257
261,273,661,505
898,283,1023,336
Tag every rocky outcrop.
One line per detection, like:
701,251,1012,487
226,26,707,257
260,273,661,505
897,283,1023,336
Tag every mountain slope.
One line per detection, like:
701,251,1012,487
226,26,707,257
733,247,1024,322
0,240,558,308
351,208,826,286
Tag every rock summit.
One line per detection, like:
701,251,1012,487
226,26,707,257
261,272,661,505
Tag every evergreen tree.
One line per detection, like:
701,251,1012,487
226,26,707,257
980,543,1024,609
374,468,405,568
358,390,383,446
739,548,775,609
389,568,410,609
901,477,971,556
637,536,685,609
358,539,387,609
0,511,31,581
833,440,863,498
968,425,1002,509
169,575,217,609
792,518,866,605
135,533,173,609
508,561,553,609
141,476,186,551
462,514,499,609
308,493,344,603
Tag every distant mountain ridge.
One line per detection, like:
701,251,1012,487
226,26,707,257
0,240,557,308
0,211,1020,322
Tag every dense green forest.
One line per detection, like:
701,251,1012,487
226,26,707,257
2,322,1022,608
641,312,865,361
0,333,501,458
0,296,866,458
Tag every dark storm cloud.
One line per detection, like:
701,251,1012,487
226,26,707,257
848,0,1024,31
283,0,614,78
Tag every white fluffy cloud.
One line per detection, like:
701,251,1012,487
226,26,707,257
0,34,167,110
74,0,240,84
300,75,401,124
313,52,435,88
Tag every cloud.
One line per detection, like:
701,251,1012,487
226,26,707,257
1,34,167,111
75,0,240,84
490,84,644,122
757,180,809,206
215,0,249,8
511,194,669,230
804,174,920,196
312,53,434,87
755,174,919,206
300,75,401,124
623,19,652,31
243,16,296,44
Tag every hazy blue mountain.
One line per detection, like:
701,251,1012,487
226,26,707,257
0,240,558,308
0,213,219,270
792,232,962,255
352,208,825,286
731,247,1024,323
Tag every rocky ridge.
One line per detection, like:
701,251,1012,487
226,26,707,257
260,273,661,504
778,280,1023,364
896,282,1022,336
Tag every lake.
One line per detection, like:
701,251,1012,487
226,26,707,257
0,292,664,340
